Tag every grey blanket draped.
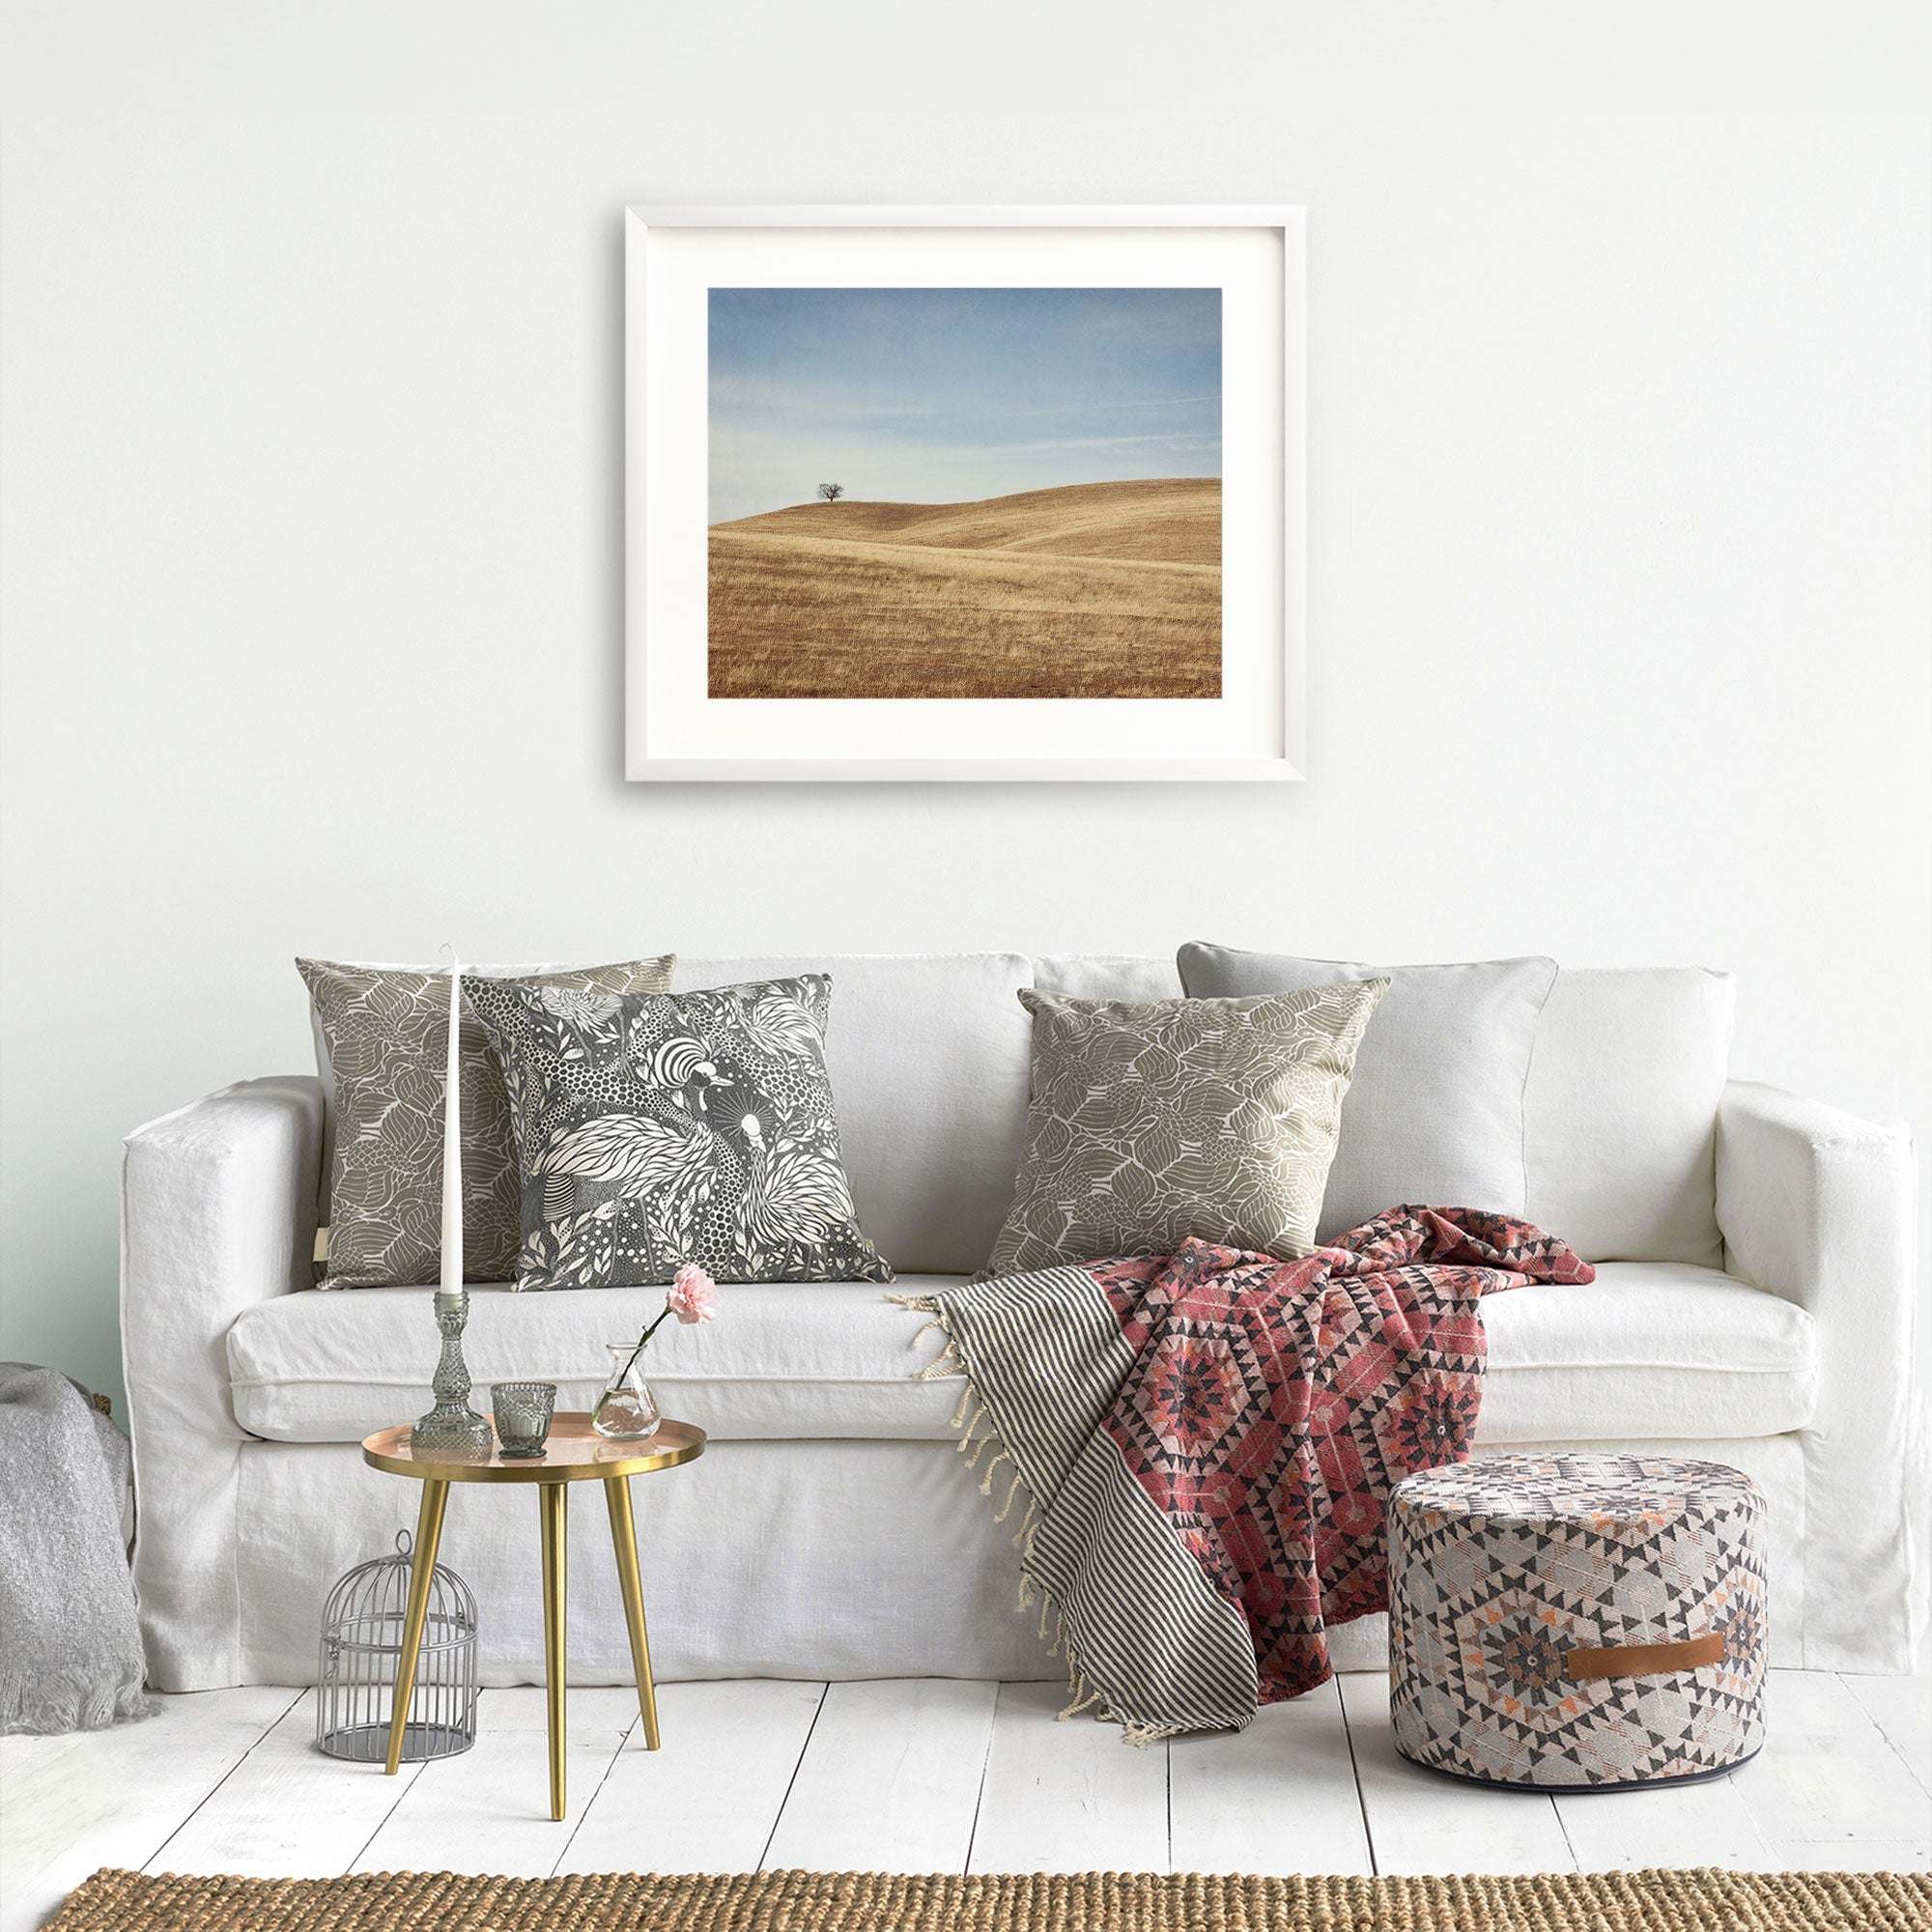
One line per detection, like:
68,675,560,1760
0,1364,154,1733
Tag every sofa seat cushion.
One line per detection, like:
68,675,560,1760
228,1277,967,1445
1477,1264,1815,1444
229,1262,1814,1450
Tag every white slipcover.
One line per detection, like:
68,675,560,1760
121,954,1918,1692
121,1075,323,1690
1718,1082,1920,1671
1525,967,1735,1266
219,1430,1807,1690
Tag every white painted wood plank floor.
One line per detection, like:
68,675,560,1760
2,1670,1927,1932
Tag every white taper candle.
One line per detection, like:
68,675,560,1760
440,949,463,1299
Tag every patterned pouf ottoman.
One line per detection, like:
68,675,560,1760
1388,1452,1766,1790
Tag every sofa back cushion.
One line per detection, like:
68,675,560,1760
1523,967,1734,1267
673,953,1033,1276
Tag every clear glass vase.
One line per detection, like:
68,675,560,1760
592,1345,662,1439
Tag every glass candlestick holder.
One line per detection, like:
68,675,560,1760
412,1290,494,1461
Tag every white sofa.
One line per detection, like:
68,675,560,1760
121,952,1920,1692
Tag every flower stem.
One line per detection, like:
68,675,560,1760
615,1303,672,1386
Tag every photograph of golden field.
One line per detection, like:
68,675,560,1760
708,477,1219,699
707,288,1222,700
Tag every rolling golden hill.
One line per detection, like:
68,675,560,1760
708,478,1221,700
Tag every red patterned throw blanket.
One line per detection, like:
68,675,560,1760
895,1206,1593,1741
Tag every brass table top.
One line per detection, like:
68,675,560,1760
362,1413,705,1485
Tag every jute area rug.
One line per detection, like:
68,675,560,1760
46,1866,1932,1931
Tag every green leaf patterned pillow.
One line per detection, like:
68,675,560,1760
298,955,674,1288
978,981,1388,1281
464,972,892,1291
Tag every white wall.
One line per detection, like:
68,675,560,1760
3,6,1928,1406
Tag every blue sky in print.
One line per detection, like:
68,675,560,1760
708,286,1221,524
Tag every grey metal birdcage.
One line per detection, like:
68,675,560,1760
316,1529,477,1762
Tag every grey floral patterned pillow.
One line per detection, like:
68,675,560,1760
978,981,1388,1281
297,955,674,1288
464,972,891,1291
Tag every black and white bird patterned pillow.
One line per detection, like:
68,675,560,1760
464,972,892,1290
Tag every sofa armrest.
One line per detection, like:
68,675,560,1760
1718,1080,1915,1313
121,1075,324,1688
1716,1078,1918,1669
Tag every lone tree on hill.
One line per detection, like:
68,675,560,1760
816,482,845,503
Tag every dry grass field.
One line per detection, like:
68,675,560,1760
707,477,1220,699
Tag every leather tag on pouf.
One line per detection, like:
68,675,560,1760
1564,1632,1727,1682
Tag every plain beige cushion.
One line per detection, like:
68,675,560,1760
1524,968,1734,1265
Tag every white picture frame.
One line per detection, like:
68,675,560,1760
625,205,1305,781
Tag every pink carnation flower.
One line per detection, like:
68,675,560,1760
666,1263,718,1326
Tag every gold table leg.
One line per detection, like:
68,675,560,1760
385,1479,449,1776
604,1475,661,1750
539,1481,568,1821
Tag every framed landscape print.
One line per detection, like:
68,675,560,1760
625,206,1304,781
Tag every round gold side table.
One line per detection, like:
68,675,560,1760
361,1413,705,1820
